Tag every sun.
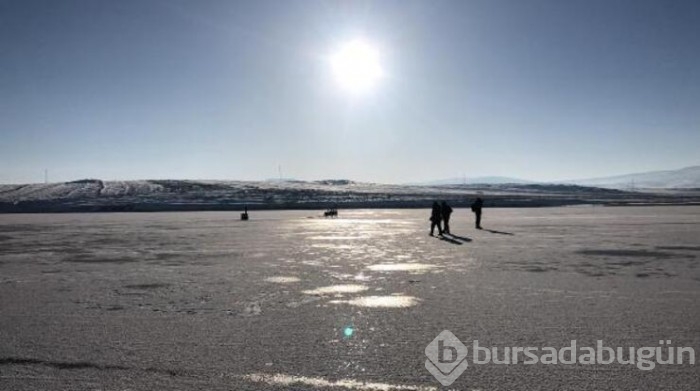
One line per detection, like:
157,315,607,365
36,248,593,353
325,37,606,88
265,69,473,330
330,39,383,94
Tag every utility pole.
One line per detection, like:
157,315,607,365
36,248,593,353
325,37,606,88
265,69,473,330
44,169,48,184
278,165,282,181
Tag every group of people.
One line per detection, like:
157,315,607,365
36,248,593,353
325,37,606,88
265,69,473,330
429,197,483,236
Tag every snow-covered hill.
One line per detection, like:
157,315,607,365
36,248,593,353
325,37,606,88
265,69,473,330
567,166,700,189
411,176,534,186
414,166,700,189
0,179,696,213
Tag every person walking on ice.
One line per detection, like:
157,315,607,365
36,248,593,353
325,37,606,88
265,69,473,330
429,201,443,236
471,197,483,229
440,201,453,234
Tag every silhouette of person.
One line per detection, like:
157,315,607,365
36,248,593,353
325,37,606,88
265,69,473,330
471,197,483,229
440,201,453,234
430,201,443,236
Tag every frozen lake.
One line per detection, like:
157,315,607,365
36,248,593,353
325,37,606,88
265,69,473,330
1,206,699,390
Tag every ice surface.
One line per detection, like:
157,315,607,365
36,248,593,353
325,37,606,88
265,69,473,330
1,206,699,390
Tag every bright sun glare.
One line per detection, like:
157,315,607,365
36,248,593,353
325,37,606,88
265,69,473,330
330,39,383,94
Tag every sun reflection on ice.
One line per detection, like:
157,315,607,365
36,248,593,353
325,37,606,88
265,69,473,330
303,284,369,295
241,372,440,391
330,295,420,308
265,276,301,283
367,263,438,272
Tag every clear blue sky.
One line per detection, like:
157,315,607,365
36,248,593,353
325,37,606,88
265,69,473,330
1,0,698,184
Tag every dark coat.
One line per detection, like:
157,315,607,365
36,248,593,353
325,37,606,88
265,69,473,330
430,204,442,222
440,203,453,219
471,198,483,212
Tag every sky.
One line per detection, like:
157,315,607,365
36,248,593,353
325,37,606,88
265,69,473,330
1,0,699,184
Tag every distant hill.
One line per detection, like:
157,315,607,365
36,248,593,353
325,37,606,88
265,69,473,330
1,179,697,213
414,166,700,189
412,176,534,186
566,166,700,189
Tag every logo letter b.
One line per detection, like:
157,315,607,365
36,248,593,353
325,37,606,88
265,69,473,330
438,340,458,363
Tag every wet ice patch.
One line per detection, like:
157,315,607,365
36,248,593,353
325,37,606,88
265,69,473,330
240,373,438,391
330,295,420,308
301,260,324,267
367,263,438,272
353,273,371,281
329,272,354,281
311,244,355,249
303,284,369,295
309,236,370,240
265,276,301,284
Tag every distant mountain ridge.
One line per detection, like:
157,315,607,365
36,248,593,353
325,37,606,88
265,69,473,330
565,166,700,189
415,166,700,189
410,176,534,186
